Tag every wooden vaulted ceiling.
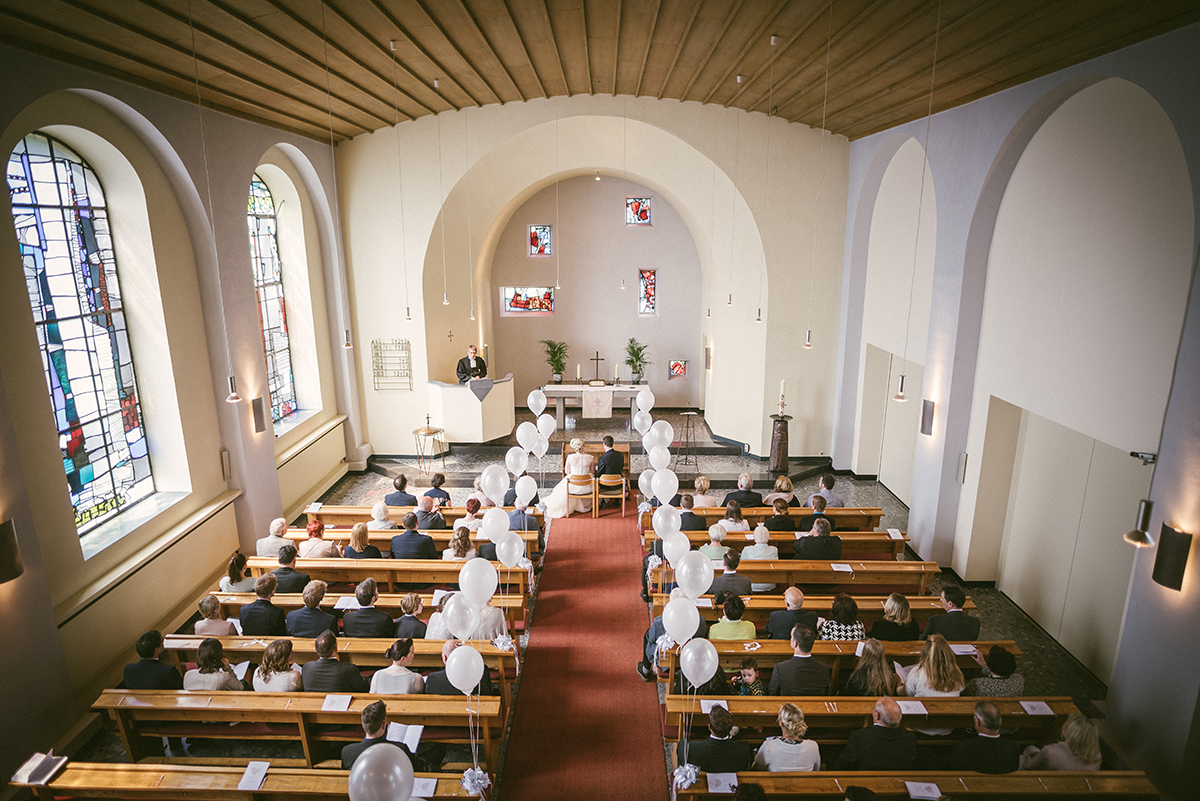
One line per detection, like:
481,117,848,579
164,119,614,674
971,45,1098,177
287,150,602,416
2,0,1198,144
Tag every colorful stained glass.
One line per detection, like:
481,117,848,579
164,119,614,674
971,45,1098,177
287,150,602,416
7,132,154,533
638,269,656,314
501,286,555,315
626,197,651,225
247,175,297,423
528,224,551,256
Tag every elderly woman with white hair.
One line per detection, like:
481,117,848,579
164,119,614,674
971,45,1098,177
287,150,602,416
740,525,780,592
366,500,397,530
699,523,731,560
544,436,596,519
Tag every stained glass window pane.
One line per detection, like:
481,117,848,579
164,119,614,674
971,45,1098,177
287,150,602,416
626,197,651,225
639,269,656,314
7,131,155,534
501,286,555,315
528,224,551,256
247,175,296,423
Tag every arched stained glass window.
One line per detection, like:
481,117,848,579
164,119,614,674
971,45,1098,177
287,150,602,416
7,132,154,533
247,175,296,423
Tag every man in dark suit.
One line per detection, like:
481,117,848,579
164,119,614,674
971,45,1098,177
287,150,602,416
678,494,708,531
390,514,437,559
764,498,798,532
723,473,763,509
948,702,1022,773
383,474,417,507
424,640,496,695
675,705,754,772
123,630,183,689
794,518,843,560
508,500,544,553
286,580,339,638
341,700,413,769
637,587,708,681
456,344,486,383
394,593,427,639
272,545,311,593
708,550,753,596
343,578,396,637
302,632,369,693
834,697,919,770
239,574,287,637
413,496,447,530
797,495,835,532
768,624,830,695
765,587,818,640
502,473,540,507
594,436,624,508
921,584,981,640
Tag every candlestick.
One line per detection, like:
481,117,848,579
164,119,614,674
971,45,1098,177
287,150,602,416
576,364,581,380
614,362,619,381
780,379,786,400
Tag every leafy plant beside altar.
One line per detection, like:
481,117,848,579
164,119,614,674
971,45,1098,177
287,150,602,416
624,338,651,384
539,339,568,384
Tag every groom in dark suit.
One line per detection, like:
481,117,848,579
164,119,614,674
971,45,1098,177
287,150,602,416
594,436,624,508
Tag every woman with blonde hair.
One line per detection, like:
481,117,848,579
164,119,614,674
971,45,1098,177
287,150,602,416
545,437,595,518
442,526,476,561
253,639,302,692
869,593,920,641
370,638,425,694
699,523,731,559
344,522,382,559
841,638,897,697
1020,713,1101,770
762,476,799,507
218,551,255,593
691,476,719,508
718,500,750,532
897,634,965,735
194,595,236,636
752,703,820,771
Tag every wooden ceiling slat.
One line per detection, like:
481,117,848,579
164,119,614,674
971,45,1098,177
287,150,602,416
678,0,743,102
411,0,505,104
655,0,702,99
456,0,526,101
498,0,549,98
536,0,571,96
580,0,592,95
632,0,662,96
698,0,788,105
364,0,480,109
728,0,831,112
610,0,621,95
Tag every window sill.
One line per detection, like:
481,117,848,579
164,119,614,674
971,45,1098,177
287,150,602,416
79,491,190,561
273,408,320,439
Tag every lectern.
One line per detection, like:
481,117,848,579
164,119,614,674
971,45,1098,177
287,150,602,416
427,374,516,443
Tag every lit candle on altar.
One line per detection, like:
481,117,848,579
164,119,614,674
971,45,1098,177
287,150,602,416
576,364,581,380
614,362,619,381
780,379,786,400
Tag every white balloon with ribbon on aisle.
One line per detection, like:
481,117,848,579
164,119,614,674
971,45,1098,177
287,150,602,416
515,422,538,452
680,638,719,687
662,595,700,645
632,410,653,434
648,445,671,471
649,419,675,449
532,435,549,459
481,507,509,539
653,504,681,536
675,550,715,600
662,532,690,569
653,468,679,505
445,644,485,694
480,465,509,506
504,446,528,478
527,389,547,416
347,738,414,801
515,475,538,505
458,559,498,610
495,532,524,568
637,469,656,500
536,413,556,440
442,593,482,640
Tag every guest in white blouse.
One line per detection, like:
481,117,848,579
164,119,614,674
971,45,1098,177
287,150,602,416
298,520,343,558
194,595,237,636
717,500,751,532
466,476,495,508
183,638,244,691
752,703,821,771
690,476,720,508
442,527,477,561
218,551,256,593
459,498,484,531
369,638,425,694
253,639,303,692
897,634,965,735
424,594,453,640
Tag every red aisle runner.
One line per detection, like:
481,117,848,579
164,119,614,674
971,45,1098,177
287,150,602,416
497,512,669,801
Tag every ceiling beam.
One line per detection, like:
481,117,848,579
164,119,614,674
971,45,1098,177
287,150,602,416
655,0,702,100
452,0,525,102
411,0,504,104
678,0,743,102
365,0,479,109
727,0,832,112
633,0,662,97
611,0,621,95
500,0,548,99
581,0,592,95
537,0,571,96
699,0,789,105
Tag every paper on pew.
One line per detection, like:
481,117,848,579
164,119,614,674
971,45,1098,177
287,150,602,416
387,722,424,751
706,773,738,793
700,699,729,714
831,563,853,572
411,778,438,797
306,502,323,512
322,694,352,712
695,598,714,608
238,761,270,791
230,618,243,635
233,661,252,681
904,781,940,800
710,560,724,569
897,700,928,716
334,596,362,610
888,528,904,540
11,751,68,786
1020,700,1055,715
893,661,915,682
949,644,977,656
432,589,451,606
855,641,865,657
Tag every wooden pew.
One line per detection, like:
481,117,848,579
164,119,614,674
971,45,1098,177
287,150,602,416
94,690,503,770
651,560,940,595
663,696,1075,745
656,640,1021,689
642,506,884,530
650,593,976,628
285,527,540,560
674,771,1158,799
209,592,527,632
306,504,543,528
643,528,908,559
13,763,477,801
245,557,529,595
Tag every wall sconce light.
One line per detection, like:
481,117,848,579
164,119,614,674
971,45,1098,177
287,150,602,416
803,330,813,350
1123,499,1155,548
892,374,907,402
0,518,24,584
1153,523,1193,591
251,397,268,434
920,399,935,435
755,308,762,323
225,376,242,404
620,277,626,290
706,308,711,319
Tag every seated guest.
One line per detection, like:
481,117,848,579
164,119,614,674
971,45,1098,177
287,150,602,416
391,513,437,559
741,525,779,592
676,705,754,773
699,524,731,559
641,537,666,602
183,638,244,691
724,473,763,509
256,517,289,558
709,593,756,640
442,527,476,561
367,501,398,531
239,574,287,637
466,475,494,508
949,701,1022,773
299,520,343,558
219,551,256,592
424,472,451,506
474,599,508,641
691,475,720,508
344,522,382,559
794,518,842,560
370,638,425,694
1020,713,1102,771
286,580,338,638
841,639,897,697
709,551,753,597
342,700,411,769
504,472,542,507
678,494,708,531
869,593,920,641
807,473,846,508
818,593,867,641
834,697,917,770
384,473,417,507
343,578,397,638
508,499,544,553
123,630,183,689
424,639,496,695
458,498,483,531
737,785,767,801
272,545,310,593
302,631,368,693
765,587,817,640
394,593,428,638
594,435,624,479
424,593,454,640
718,500,751,533
414,496,447,530
768,625,830,695
638,587,708,682
965,645,1024,696
729,656,765,696
764,498,798,532
896,634,964,735
844,789,878,801
253,639,302,692
922,584,980,641
798,494,835,532
762,475,801,508
675,662,731,696
752,702,820,771
195,594,237,636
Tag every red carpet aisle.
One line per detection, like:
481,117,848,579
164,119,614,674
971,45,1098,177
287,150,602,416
497,512,669,801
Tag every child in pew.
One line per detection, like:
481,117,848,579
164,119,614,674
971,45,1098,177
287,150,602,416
194,595,237,636
729,656,765,696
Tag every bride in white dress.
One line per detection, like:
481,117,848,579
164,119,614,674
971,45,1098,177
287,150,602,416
544,437,595,519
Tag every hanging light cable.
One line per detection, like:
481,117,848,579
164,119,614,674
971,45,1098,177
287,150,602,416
464,109,475,321
554,101,561,290
755,37,778,325
390,43,413,321
435,79,449,306
319,2,354,349
727,75,744,307
804,1,835,350
621,95,629,291
706,99,719,320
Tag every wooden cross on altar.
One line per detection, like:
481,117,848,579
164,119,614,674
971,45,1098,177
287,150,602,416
590,351,605,381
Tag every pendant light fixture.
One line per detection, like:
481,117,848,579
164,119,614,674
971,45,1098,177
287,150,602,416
464,107,476,320
390,41,413,323
1124,499,1156,548
804,1,835,352
554,101,561,290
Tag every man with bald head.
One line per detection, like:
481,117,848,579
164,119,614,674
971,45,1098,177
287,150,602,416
834,697,918,771
765,587,817,640
414,495,447,530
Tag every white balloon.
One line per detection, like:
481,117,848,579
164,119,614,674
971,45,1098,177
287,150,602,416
532,435,549,459
637,469,656,500
662,532,690,569
633,410,653,434
653,468,679,504
516,422,538,452
527,389,547,416
636,388,656,413
505,446,529,478
675,550,715,600
650,419,675,449
649,445,671,471
515,475,537,505
662,595,700,645
536,413,557,440
445,645,485,694
495,532,524,568
642,432,656,453
442,593,482,640
680,638,719,687
347,737,414,801
652,504,681,536
458,558,498,609
481,507,509,538
480,465,509,506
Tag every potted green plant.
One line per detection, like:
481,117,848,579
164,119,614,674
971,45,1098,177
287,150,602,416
539,339,568,384
624,337,651,384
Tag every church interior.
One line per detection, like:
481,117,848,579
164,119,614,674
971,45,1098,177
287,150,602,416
1,1,1199,799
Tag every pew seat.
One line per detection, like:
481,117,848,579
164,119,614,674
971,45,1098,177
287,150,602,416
306,504,542,528
285,527,540,560
642,506,884,530
649,593,976,628
245,557,528,595
209,592,527,632
650,560,940,595
644,529,908,559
